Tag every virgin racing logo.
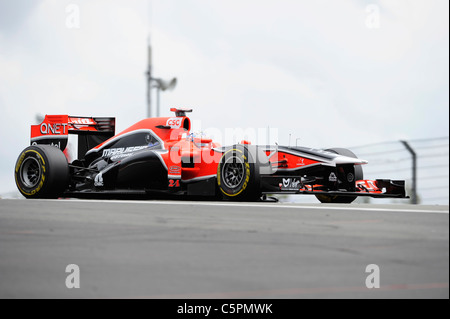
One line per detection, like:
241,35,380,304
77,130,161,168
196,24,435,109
280,178,301,191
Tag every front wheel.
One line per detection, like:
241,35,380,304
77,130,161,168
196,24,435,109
15,145,69,199
315,148,363,204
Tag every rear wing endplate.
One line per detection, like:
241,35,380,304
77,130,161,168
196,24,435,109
30,115,115,162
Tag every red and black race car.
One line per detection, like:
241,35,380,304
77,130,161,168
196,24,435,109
14,108,408,203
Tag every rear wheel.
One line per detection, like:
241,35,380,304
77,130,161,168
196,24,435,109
217,146,262,201
15,145,69,199
315,148,363,204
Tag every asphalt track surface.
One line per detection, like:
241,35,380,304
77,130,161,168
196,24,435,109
0,198,448,299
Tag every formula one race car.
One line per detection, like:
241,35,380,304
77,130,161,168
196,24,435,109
14,108,408,203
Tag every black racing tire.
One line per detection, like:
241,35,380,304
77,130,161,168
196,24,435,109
217,145,262,201
315,148,363,204
14,145,69,199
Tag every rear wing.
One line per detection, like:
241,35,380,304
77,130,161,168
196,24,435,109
31,115,115,162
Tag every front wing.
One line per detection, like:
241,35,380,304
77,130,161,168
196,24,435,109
261,176,408,199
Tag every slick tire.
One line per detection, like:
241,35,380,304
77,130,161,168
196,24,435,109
315,148,363,204
15,145,69,199
217,145,262,201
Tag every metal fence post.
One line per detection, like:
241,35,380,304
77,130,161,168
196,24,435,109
401,140,417,204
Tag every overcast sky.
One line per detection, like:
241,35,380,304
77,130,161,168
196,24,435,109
0,0,448,199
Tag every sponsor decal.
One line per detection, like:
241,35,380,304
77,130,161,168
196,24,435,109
169,166,181,174
329,172,337,182
110,153,133,161
280,178,301,191
102,146,147,157
70,118,95,125
31,140,63,149
356,180,378,192
166,117,183,129
296,158,305,166
40,123,68,135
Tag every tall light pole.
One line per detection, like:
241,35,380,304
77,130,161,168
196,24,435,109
152,77,177,117
145,41,177,118
146,42,152,118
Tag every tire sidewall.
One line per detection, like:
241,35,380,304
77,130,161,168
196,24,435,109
15,147,49,198
15,145,68,199
217,147,260,200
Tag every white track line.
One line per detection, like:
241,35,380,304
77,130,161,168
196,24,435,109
50,199,450,214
